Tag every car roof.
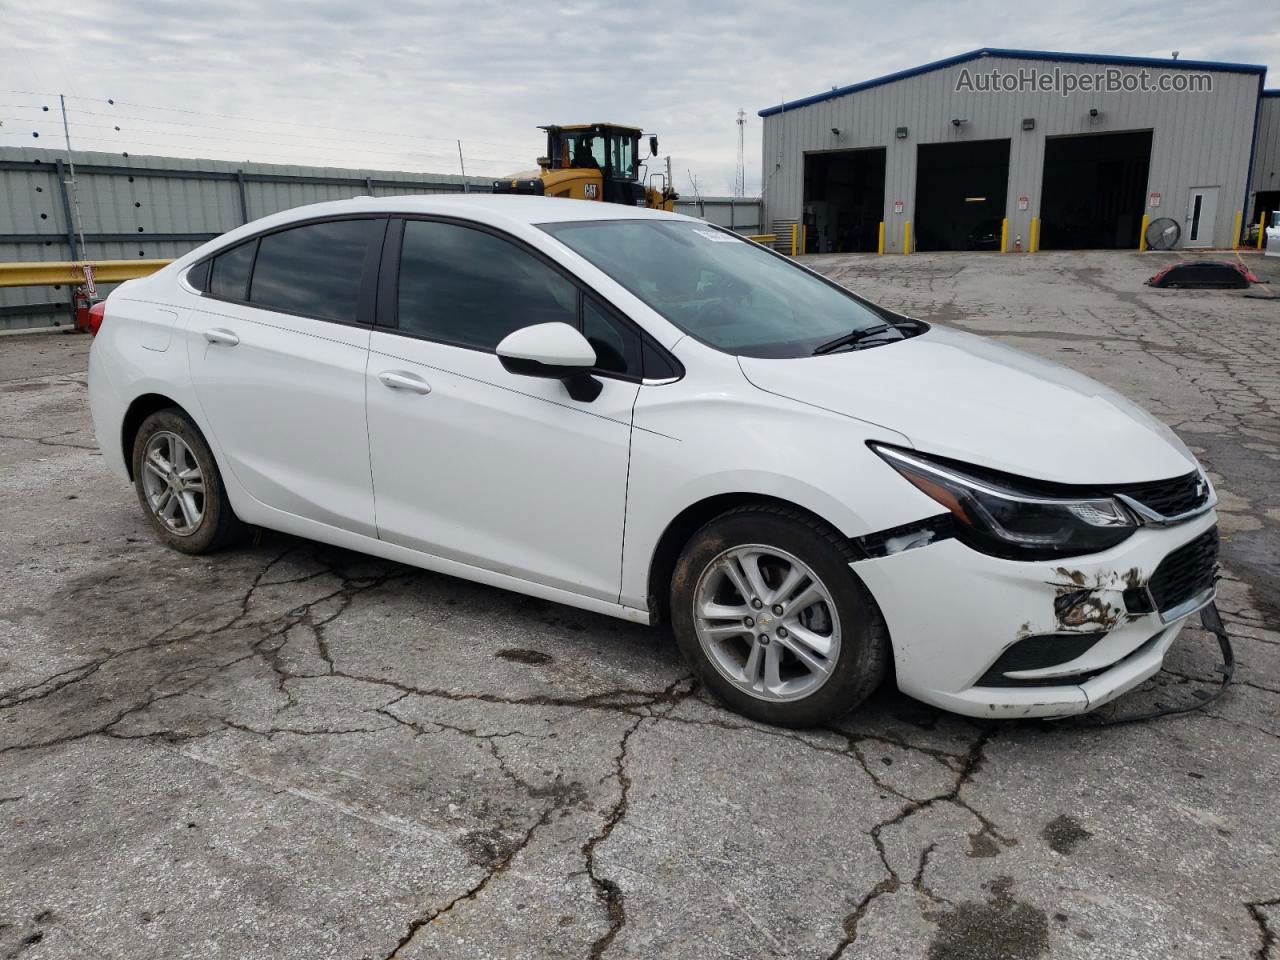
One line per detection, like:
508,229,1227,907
278,194,690,228
164,195,697,272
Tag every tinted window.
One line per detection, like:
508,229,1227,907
397,220,577,349
249,219,379,323
542,220,888,358
582,296,640,377
209,240,256,301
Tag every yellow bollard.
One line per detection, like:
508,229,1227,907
877,221,885,255
800,224,807,256
1233,210,1242,249
903,220,912,254
1000,218,1008,253
790,223,798,257
1139,214,1149,252
1260,213,1267,251
1029,217,1040,253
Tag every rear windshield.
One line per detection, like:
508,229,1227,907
540,220,888,358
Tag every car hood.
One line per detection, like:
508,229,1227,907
737,324,1197,485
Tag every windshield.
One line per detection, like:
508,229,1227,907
541,220,891,357
556,132,606,171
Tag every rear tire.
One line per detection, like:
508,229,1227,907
670,505,890,728
131,408,247,554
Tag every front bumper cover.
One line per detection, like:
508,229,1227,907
853,508,1218,719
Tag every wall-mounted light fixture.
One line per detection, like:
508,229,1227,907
952,118,968,127
1089,108,1100,119
1021,117,1036,131
896,126,909,139
831,127,841,136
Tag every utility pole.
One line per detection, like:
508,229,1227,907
59,94,87,263
457,140,469,193
735,108,746,199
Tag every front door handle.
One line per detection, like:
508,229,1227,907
378,370,432,395
203,328,239,346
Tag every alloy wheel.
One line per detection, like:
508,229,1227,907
692,544,842,702
140,431,206,536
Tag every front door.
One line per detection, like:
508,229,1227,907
1185,187,1218,248
186,217,384,537
365,218,640,602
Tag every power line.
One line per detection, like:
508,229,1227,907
4,119,529,166
0,130,524,173
44,92,534,152
1,111,531,164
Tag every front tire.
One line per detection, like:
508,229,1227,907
131,408,246,554
670,505,890,728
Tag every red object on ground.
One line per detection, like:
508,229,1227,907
72,285,106,335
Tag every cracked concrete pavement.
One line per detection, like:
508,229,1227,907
1,250,1277,959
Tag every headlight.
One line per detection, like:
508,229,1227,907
871,445,1137,560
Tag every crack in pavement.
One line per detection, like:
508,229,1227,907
1250,898,1280,960
824,727,1002,959
582,675,697,960
380,802,560,960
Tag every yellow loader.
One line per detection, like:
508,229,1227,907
492,123,677,210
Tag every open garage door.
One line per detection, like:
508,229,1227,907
802,148,886,253
915,139,1010,252
1040,131,1152,250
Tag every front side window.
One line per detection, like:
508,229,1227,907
396,220,578,350
541,220,890,358
248,219,379,324
559,132,605,171
582,296,640,376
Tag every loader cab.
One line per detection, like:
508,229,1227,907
540,124,654,206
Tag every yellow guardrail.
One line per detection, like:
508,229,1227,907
0,259,172,289
747,234,777,244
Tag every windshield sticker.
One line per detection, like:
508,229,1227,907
691,228,741,243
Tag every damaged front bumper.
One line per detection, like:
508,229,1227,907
853,508,1218,719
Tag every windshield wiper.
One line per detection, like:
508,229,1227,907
812,319,923,355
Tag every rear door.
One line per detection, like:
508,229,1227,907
186,216,385,536
365,217,641,602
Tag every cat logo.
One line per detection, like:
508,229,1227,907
584,183,598,200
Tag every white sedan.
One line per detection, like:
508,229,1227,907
87,196,1218,726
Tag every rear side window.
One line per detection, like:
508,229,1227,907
208,240,256,301
249,219,379,323
396,220,577,349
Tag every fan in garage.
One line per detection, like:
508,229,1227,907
1145,217,1181,251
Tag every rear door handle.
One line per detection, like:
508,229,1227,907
203,328,239,346
378,370,432,395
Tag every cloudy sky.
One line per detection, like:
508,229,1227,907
3,0,1277,195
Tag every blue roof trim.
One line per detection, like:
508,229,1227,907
758,48,1269,117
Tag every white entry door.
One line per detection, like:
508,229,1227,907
1185,187,1218,248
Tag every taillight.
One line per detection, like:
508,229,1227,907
86,301,107,336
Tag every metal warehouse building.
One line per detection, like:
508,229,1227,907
760,48,1275,254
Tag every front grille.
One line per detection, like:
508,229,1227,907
1116,471,1208,519
1149,527,1218,613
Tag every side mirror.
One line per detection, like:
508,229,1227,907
649,135,659,156
496,322,601,402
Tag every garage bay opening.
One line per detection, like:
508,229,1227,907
914,139,1010,252
802,148,887,253
1040,131,1152,249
